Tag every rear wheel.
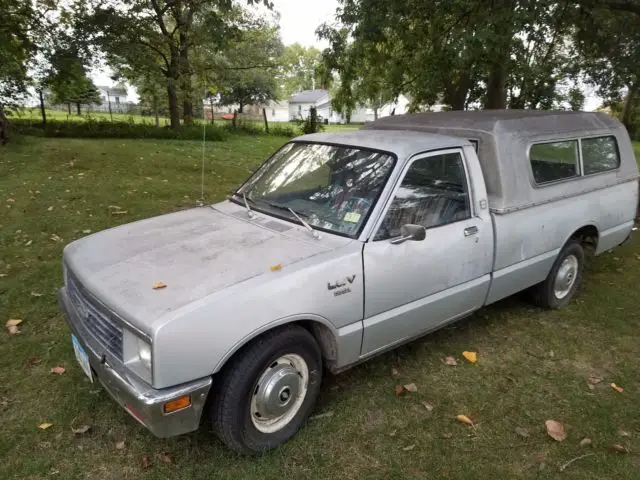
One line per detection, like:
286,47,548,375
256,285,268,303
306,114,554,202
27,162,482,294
210,325,322,455
530,240,584,309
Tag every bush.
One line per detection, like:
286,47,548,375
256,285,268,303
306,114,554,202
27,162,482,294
8,117,299,141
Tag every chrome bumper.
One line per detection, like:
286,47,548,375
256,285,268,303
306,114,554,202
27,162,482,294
58,288,212,438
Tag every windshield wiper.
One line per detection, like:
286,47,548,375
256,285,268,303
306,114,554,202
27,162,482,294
261,201,321,239
241,193,255,218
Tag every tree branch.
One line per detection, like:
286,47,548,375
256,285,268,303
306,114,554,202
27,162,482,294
150,0,172,37
580,0,640,16
137,39,170,70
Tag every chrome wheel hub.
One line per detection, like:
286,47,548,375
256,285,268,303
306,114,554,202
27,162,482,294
250,354,309,433
553,254,579,300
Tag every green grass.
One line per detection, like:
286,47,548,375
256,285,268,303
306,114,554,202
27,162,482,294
0,137,639,479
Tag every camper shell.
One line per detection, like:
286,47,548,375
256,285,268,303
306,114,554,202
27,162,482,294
362,110,638,214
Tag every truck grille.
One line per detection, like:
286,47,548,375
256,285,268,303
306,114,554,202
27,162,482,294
66,270,123,360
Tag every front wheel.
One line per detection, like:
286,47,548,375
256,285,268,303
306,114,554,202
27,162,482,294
210,325,322,455
530,240,584,309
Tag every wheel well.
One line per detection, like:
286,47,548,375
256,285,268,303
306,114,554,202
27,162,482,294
297,320,338,370
570,225,598,255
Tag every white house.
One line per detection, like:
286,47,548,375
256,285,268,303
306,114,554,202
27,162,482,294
93,86,130,113
203,99,289,122
288,89,369,124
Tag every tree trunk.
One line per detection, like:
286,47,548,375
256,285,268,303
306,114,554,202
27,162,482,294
167,78,180,129
67,103,71,115
153,94,159,127
621,82,637,134
76,102,81,115
209,97,214,125
0,103,9,145
446,69,473,111
39,89,47,126
485,62,507,109
238,102,244,114
107,94,113,122
374,108,378,120
262,108,269,133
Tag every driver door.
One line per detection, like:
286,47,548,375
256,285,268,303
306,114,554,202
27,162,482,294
361,148,493,355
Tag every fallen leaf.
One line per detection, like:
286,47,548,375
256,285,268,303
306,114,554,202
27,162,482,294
618,429,631,438
422,402,434,412
142,455,152,469
38,423,53,430
612,444,629,454
30,291,42,297
403,383,418,393
515,426,530,438
6,198,15,203
545,420,566,442
28,357,42,367
391,367,400,378
588,375,603,385
6,319,22,327
82,229,92,234
115,440,125,450
587,384,596,391
159,453,172,464
50,366,66,375
456,414,474,426
7,325,20,335
444,356,458,366
71,424,91,435
402,444,416,451
579,437,592,447
394,385,406,397
111,210,128,215
462,351,477,364
153,282,167,290
611,383,624,393
309,411,334,420
50,234,62,242
47,206,54,211
24,239,32,246
389,429,397,437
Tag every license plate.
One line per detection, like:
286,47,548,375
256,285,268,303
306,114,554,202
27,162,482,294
72,335,93,383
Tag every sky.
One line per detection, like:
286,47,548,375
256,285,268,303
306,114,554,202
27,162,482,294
92,0,601,110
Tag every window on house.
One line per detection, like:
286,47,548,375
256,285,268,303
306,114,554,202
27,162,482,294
581,136,620,175
115,97,120,104
375,152,471,241
529,140,579,184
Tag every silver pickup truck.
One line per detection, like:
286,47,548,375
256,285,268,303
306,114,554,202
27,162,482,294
58,110,638,454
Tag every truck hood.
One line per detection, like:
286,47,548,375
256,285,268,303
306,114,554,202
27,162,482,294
63,205,335,332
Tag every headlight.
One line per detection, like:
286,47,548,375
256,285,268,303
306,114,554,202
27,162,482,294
137,338,152,371
123,330,152,384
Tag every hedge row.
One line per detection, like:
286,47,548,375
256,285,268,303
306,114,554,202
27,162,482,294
9,118,299,141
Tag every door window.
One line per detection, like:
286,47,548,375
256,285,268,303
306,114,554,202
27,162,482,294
375,152,471,241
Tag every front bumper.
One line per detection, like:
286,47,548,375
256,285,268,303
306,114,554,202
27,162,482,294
58,288,212,438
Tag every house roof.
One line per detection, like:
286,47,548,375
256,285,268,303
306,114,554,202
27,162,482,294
98,86,127,96
289,89,329,104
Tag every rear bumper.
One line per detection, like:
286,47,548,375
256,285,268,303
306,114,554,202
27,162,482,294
58,288,212,438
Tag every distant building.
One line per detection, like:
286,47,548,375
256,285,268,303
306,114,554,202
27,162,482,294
288,89,368,124
91,86,133,113
203,100,289,122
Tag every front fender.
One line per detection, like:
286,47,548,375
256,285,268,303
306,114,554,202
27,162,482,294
152,242,364,389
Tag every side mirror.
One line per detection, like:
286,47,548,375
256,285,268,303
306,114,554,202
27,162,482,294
390,224,427,245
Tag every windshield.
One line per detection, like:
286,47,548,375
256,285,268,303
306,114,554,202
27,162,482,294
237,142,396,238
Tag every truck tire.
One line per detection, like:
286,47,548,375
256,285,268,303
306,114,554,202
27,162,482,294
210,325,322,455
530,240,584,309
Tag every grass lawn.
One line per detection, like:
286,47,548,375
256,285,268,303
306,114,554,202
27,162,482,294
1,136,639,479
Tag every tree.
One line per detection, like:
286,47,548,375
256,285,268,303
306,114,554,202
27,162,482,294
48,47,101,115
75,0,272,129
0,0,35,116
279,43,323,96
216,24,283,113
319,0,581,112
574,2,640,132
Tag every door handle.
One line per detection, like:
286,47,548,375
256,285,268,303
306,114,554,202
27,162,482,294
464,226,479,236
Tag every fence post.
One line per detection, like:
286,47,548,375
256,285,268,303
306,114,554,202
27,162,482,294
310,106,318,132
262,108,269,133
107,92,113,122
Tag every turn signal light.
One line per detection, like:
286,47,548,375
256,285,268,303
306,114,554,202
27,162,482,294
163,395,191,414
